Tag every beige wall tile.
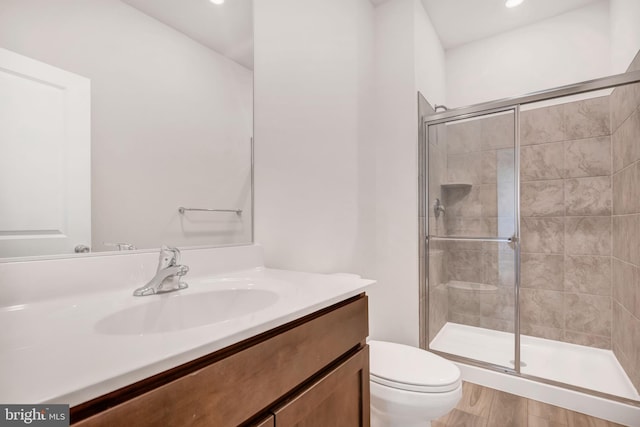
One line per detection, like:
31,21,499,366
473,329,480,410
446,217,497,237
636,267,640,322
521,105,565,146
479,317,514,333
521,217,565,254
481,112,514,150
613,302,625,357
520,288,564,329
565,255,611,296
612,214,640,263
521,323,564,341
564,136,611,178
480,288,515,321
444,186,481,217
449,311,482,328
479,184,498,218
429,285,448,341
479,250,500,286
521,253,564,291
610,80,640,133
564,331,611,349
565,177,612,216
447,250,484,283
563,96,611,140
565,216,611,256
496,148,515,183
613,302,640,377
448,152,482,184
521,143,564,181
611,110,640,172
481,150,497,184
447,119,481,155
497,182,516,218
448,287,482,318
564,293,611,336
521,180,564,217
612,162,640,215
612,258,637,317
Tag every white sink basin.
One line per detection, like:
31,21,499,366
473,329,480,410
95,288,279,335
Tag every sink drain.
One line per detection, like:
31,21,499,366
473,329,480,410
510,360,527,367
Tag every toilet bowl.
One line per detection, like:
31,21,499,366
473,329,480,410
369,340,462,427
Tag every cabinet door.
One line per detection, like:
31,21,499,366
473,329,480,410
273,346,370,427
249,414,274,427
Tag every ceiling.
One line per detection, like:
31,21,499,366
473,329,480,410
420,0,605,49
122,0,253,69
121,0,606,69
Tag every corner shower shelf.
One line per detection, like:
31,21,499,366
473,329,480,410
446,280,498,293
440,182,472,190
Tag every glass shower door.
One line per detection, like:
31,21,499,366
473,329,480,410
426,108,520,371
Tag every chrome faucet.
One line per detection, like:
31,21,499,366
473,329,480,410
133,246,189,296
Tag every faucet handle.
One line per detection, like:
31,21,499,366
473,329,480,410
157,245,181,270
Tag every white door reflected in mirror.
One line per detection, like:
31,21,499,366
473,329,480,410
0,48,91,258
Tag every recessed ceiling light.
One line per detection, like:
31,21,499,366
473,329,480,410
209,0,224,4
505,0,524,8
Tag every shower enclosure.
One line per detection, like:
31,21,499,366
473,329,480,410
420,58,640,409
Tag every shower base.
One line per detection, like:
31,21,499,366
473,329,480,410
430,322,640,424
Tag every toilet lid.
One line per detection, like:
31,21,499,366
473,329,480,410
369,340,461,393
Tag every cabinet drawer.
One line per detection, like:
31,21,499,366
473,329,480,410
74,296,368,427
273,346,370,427
250,415,274,427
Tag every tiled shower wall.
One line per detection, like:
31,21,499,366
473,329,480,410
428,123,449,341
519,95,612,349
442,114,516,333
427,53,639,394
429,97,617,350
611,53,640,393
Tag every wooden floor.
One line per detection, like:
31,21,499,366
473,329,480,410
433,382,627,427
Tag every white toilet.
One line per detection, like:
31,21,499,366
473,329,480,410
369,340,462,427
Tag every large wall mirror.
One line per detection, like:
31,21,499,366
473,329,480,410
0,0,253,259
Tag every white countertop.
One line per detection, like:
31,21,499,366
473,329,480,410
0,246,374,406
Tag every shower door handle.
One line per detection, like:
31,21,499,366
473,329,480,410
427,236,516,243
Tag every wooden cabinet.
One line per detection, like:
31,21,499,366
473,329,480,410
273,347,369,427
249,415,274,427
72,295,369,427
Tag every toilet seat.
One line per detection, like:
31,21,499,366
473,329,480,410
369,340,461,393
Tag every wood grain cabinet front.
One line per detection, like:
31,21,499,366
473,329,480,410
248,414,274,427
273,346,370,427
72,295,369,427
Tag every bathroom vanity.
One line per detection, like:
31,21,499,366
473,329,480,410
72,295,369,426
0,245,374,427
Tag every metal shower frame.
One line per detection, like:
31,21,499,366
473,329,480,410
419,69,640,407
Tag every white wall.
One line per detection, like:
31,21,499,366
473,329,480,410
369,0,417,346
610,0,640,73
253,0,447,347
365,0,445,346
253,0,374,274
414,0,446,105
446,1,611,108
0,0,252,252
